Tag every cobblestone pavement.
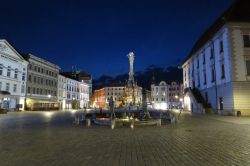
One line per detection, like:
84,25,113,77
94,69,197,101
1,111,250,166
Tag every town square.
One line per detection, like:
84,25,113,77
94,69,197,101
1,0,250,165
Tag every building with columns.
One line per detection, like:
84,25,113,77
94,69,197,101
0,39,28,111
182,0,250,115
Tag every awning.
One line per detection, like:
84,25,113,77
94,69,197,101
0,91,11,95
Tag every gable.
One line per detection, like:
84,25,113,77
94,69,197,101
0,40,25,61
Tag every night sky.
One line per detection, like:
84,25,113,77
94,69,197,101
0,0,233,78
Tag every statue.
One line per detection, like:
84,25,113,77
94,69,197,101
142,88,151,120
109,96,116,119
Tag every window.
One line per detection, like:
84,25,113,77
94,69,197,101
14,68,18,79
246,60,250,76
219,97,223,110
34,76,36,83
29,64,32,70
40,89,43,95
197,58,199,68
38,67,40,72
211,68,215,83
205,92,208,103
22,73,25,81
28,87,30,93
34,66,37,71
221,64,225,79
219,40,224,53
0,64,3,75
7,66,11,77
0,82,2,90
41,68,44,73
6,83,10,91
198,73,200,87
21,85,25,93
210,47,214,59
37,88,39,94
243,35,250,47
203,53,206,64
13,84,17,92
33,88,36,94
203,71,207,85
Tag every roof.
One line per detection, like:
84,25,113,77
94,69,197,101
183,0,250,66
21,53,60,69
61,71,91,81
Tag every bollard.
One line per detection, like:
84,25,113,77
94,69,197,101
157,119,161,127
86,118,91,127
111,119,115,129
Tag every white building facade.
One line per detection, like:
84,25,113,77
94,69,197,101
0,39,28,111
64,76,89,109
151,81,168,110
58,74,67,109
182,0,250,115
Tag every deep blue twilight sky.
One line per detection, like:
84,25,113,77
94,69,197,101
0,0,233,78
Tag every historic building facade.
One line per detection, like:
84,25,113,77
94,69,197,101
151,81,168,110
168,81,183,109
58,74,67,109
23,54,60,111
182,0,250,115
151,81,183,110
0,40,28,111
92,85,125,109
59,74,90,109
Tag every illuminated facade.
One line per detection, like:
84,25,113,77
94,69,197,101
151,81,183,110
0,39,28,111
23,54,60,111
59,75,90,109
168,81,183,109
151,81,168,110
182,0,250,115
58,74,67,109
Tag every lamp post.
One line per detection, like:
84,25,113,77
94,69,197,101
47,94,51,111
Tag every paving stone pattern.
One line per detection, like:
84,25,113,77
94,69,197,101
0,111,250,166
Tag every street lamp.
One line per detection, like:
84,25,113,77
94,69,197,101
46,94,51,111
